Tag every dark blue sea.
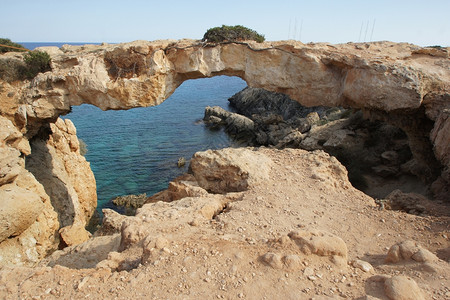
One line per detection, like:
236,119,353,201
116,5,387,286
21,42,247,212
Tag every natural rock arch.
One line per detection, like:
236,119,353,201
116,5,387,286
22,40,449,116
24,39,449,188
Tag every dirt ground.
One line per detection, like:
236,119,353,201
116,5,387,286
0,148,448,300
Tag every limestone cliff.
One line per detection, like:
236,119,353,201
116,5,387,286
0,116,59,265
26,118,96,247
0,39,449,266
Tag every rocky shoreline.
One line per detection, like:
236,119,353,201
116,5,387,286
204,87,438,200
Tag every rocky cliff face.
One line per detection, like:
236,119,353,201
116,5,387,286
0,116,59,265
25,118,96,247
0,82,96,266
205,87,439,199
0,39,449,266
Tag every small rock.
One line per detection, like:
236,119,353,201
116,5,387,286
260,252,283,269
411,249,438,263
282,255,301,270
77,277,90,290
352,259,373,273
303,267,315,277
177,157,186,168
386,240,438,263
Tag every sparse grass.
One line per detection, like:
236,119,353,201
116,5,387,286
0,58,26,82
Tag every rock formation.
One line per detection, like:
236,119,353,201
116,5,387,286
0,113,96,265
24,40,450,198
0,116,59,266
26,118,96,247
206,87,435,198
1,147,448,299
0,39,449,267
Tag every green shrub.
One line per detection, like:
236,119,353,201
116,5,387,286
202,25,265,43
0,38,27,53
21,50,51,79
0,50,51,81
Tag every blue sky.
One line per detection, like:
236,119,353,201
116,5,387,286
2,0,449,46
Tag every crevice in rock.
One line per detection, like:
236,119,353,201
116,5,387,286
25,125,77,228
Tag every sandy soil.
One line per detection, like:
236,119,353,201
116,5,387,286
0,148,448,300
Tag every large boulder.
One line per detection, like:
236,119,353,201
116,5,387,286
189,147,272,193
384,276,425,300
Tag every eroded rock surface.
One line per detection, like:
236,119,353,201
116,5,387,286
1,147,448,299
0,116,59,266
0,116,96,266
190,147,272,193
26,118,96,247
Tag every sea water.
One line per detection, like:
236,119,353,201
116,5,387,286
65,76,246,211
21,42,247,212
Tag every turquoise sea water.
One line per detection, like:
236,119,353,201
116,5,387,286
65,76,246,211
22,42,247,212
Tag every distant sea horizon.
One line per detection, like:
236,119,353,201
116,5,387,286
25,42,248,214
20,42,102,50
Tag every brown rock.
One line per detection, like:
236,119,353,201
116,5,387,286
167,174,209,201
383,190,429,214
260,252,283,269
430,109,450,201
384,276,425,300
352,259,374,272
59,223,91,247
190,148,272,193
95,209,129,236
26,118,96,247
386,240,438,263
42,234,120,269
0,115,60,266
0,186,44,242
282,254,302,270
288,229,348,263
